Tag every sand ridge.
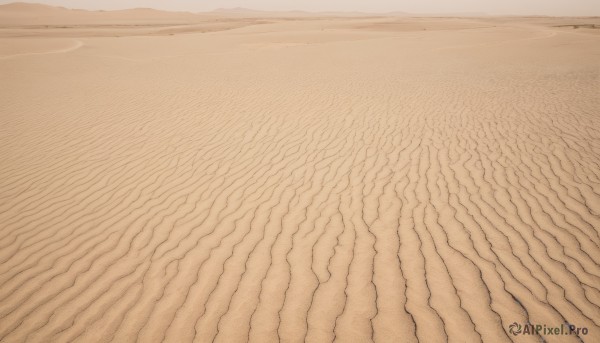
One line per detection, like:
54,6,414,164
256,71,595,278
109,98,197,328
0,3,599,343
0,38,82,59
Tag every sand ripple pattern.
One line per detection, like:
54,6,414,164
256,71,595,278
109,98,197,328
0,20,599,343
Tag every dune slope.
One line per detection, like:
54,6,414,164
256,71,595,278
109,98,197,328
0,12,599,343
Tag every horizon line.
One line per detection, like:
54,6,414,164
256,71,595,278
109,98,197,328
2,1,599,17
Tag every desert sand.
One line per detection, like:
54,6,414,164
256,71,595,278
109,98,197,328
0,3,599,343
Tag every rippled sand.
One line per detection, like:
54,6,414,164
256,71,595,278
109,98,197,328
1,6,599,343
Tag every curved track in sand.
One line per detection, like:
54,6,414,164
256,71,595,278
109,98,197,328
0,18,599,343
0,39,83,60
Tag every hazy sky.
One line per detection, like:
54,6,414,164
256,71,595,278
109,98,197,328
2,0,599,15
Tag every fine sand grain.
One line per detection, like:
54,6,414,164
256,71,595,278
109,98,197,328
0,4,599,343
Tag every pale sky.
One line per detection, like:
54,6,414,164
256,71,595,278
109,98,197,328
2,0,599,16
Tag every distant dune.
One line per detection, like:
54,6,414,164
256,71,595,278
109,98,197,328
0,3,599,343
210,7,386,18
0,2,210,26
0,3,383,22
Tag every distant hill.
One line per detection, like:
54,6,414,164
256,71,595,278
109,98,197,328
210,7,487,18
0,2,67,11
0,2,489,26
0,2,210,26
211,7,384,18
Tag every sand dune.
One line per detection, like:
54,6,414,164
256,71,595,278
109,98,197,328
0,4,599,343
0,2,207,25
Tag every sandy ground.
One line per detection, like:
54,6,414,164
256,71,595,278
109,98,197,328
1,4,600,343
